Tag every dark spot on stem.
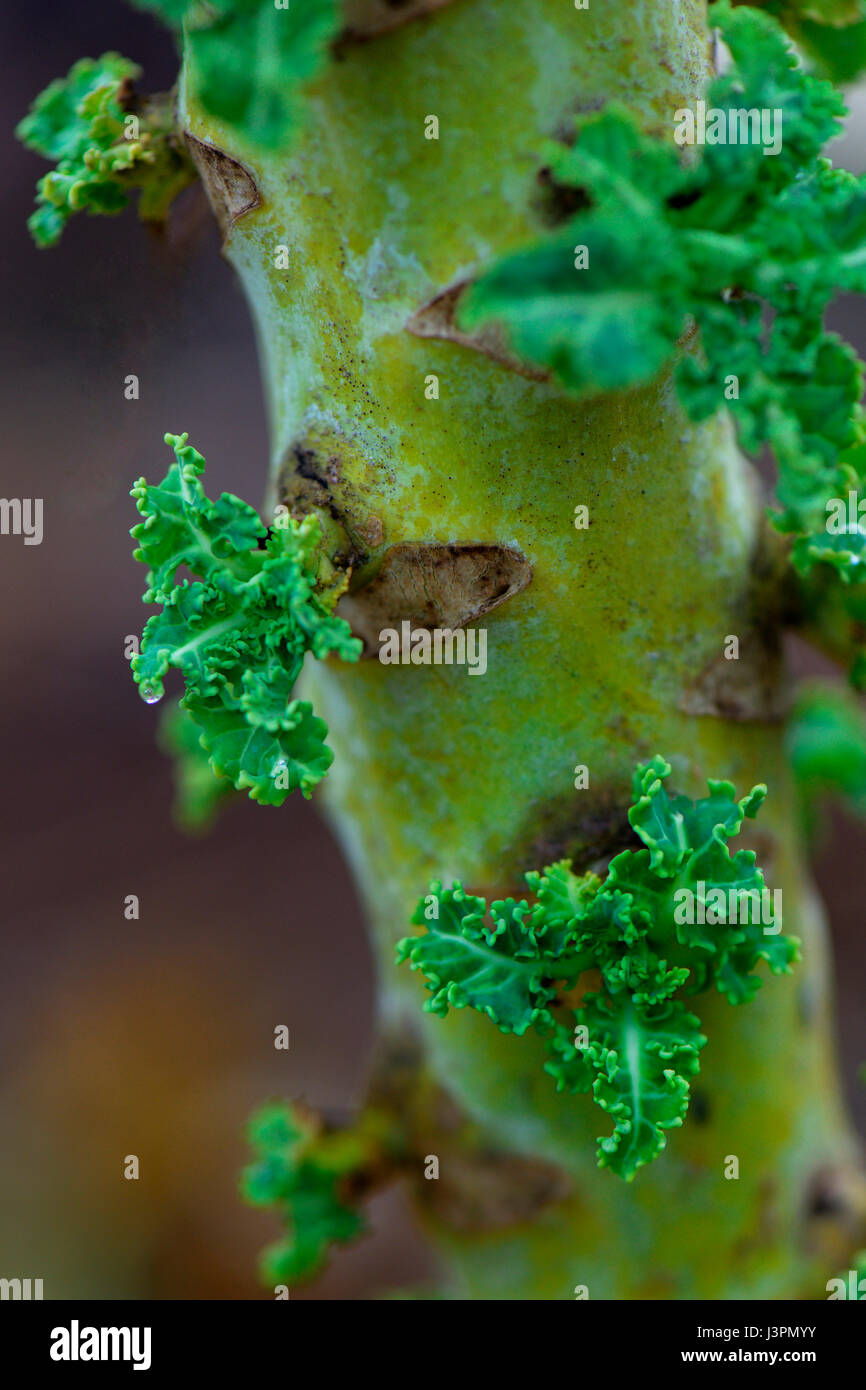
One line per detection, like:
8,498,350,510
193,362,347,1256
532,167,592,227
339,0,460,43
275,440,384,573
505,787,635,888
691,1091,711,1125
802,1165,866,1266
666,186,702,211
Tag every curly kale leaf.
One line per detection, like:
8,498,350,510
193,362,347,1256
16,54,194,246
156,698,236,831
397,884,561,1035
786,678,866,835
461,1,866,591
18,5,338,244
132,0,340,152
131,433,361,805
399,757,798,1180
798,14,866,82
240,1102,367,1285
584,993,705,1179
731,0,866,82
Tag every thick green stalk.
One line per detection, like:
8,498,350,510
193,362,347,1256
181,0,865,1297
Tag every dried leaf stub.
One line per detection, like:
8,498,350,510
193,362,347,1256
804,1164,866,1268
337,541,532,656
183,134,260,238
407,282,550,382
342,0,459,41
415,1149,572,1232
679,637,786,723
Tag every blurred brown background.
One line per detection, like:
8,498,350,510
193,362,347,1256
0,1,863,1300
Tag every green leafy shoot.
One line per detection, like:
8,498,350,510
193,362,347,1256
156,698,236,831
736,0,866,82
130,432,361,806
460,1,866,595
785,678,866,833
240,1101,370,1286
16,54,195,246
398,757,799,1180
132,0,340,152
797,13,866,82
827,1247,866,1297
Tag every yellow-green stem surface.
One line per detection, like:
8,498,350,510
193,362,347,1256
182,0,863,1298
